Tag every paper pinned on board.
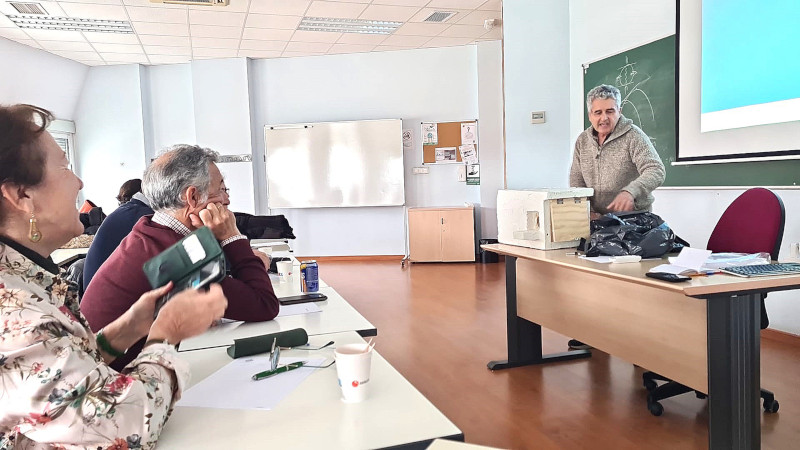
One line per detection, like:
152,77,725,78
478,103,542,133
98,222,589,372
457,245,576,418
176,356,325,410
458,144,478,165
460,122,477,144
422,123,437,145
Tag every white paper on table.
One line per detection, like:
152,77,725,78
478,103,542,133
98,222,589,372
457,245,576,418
649,264,694,275
177,357,324,410
460,122,477,144
668,247,712,271
579,255,614,264
277,302,322,317
458,144,478,164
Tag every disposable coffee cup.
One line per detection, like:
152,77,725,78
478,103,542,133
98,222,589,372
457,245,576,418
334,343,373,403
277,260,292,282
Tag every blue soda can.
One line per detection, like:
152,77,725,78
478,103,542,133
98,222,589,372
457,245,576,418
300,260,319,292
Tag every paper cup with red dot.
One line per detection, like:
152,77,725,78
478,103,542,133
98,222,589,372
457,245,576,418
334,343,373,403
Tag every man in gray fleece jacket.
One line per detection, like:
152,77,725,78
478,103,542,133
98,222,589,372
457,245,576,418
570,84,665,216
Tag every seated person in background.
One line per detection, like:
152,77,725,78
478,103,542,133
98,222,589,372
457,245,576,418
0,104,228,448
116,177,144,205
81,144,280,370
83,178,154,291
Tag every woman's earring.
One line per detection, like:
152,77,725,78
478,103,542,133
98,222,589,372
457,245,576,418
29,213,42,242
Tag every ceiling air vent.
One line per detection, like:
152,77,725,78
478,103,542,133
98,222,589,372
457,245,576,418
149,0,229,6
9,2,47,14
423,11,456,23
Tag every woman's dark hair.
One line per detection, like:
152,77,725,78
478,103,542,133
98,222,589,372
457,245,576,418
0,104,53,220
117,178,143,205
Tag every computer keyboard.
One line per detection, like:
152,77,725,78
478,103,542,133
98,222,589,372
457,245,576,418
721,263,800,277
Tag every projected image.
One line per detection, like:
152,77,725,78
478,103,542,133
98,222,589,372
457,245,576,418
701,0,800,132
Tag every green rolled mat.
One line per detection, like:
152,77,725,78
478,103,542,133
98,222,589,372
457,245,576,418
226,328,309,359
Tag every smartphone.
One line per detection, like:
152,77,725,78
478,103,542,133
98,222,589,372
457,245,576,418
645,272,691,283
154,257,226,317
279,293,328,306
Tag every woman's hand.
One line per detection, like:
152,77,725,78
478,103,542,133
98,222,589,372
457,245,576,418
125,282,174,338
189,203,240,242
148,284,228,344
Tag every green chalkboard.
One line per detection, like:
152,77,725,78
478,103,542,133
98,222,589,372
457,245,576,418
582,35,800,187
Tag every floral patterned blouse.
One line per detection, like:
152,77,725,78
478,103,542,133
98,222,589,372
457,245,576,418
0,239,189,449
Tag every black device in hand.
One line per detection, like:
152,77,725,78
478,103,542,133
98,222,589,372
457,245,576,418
646,272,691,282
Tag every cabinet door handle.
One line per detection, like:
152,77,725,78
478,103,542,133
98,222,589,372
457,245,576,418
441,218,444,225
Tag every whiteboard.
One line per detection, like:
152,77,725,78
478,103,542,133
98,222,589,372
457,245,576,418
265,119,405,208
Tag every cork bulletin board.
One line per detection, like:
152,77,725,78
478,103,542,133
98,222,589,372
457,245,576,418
421,120,478,164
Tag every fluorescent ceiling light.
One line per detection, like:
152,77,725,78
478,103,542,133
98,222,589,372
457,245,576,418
6,14,134,33
298,17,402,35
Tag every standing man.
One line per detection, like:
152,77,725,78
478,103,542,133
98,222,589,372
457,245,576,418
570,84,665,217
81,145,280,369
567,84,665,350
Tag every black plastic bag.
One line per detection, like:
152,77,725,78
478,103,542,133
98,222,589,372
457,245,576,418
584,212,687,258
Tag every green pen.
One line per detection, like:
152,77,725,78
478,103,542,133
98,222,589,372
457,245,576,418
252,361,305,381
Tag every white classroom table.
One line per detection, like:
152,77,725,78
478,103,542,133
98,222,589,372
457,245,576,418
179,285,376,351
157,332,463,449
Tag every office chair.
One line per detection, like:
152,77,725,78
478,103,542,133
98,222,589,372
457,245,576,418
643,188,784,416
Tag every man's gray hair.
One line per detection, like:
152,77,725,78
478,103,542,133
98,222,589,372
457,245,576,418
586,84,622,111
143,144,219,211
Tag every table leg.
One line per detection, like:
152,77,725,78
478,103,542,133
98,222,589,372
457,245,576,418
488,256,591,370
706,292,761,450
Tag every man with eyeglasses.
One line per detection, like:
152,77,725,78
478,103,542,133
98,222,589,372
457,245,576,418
81,145,280,370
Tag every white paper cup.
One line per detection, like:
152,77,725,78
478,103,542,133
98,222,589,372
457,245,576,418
335,343,373,403
277,260,292,282
790,242,800,260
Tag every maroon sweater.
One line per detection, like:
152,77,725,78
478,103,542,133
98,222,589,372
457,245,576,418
81,216,279,370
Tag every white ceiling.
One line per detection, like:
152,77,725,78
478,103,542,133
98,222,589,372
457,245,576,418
0,0,502,66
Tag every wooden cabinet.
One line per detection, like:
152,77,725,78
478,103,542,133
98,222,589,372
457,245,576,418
408,207,475,262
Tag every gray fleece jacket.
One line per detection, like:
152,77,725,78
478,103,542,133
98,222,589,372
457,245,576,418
569,115,665,214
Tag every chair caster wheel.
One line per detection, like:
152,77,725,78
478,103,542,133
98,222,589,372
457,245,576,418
695,391,707,400
763,399,779,413
643,378,657,392
648,400,664,416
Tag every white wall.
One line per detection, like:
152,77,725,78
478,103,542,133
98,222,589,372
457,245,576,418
0,38,88,119
477,40,506,239
564,0,800,334
142,63,196,162
502,0,571,189
249,46,485,256
73,65,148,213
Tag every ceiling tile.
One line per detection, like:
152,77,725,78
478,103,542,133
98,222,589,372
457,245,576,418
248,0,310,16
2,1,66,16
372,0,429,6
379,34,430,47
143,44,191,56
59,3,129,21
123,0,185,8
147,55,191,65
0,14,16,27
23,29,87,42
239,39,285,51
192,47,238,58
59,0,122,4
306,1,367,19
238,49,282,59
478,0,502,11
192,37,239,49
409,8,470,23
281,51,325,58
188,0,248,13
190,24,240,38
335,33,387,45
93,42,144,53
423,36,474,47
373,45,414,53
8,39,42,49
479,27,501,40
244,13,301,29
125,6,187,23
358,5,420,22
242,27,293,41
0,28,29,40
327,43,374,54
394,22,449,36
38,40,95,51
438,24,488,38
101,53,149,63
132,21,189,36
80,60,107,66
291,30,341,44
456,9,502,26
427,0,486,8
83,32,141,44
52,50,103,61
139,34,190,46
189,10,245,27
284,41,332,53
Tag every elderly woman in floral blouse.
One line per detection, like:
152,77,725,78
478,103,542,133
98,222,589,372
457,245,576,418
0,104,228,449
